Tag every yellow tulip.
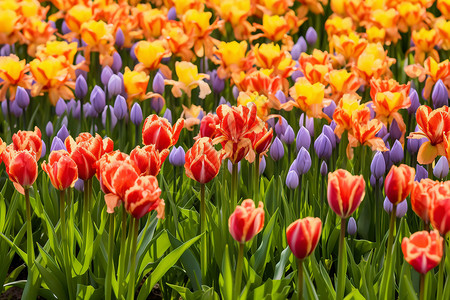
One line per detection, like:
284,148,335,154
123,67,149,101
0,9,17,35
134,40,167,70
65,5,92,33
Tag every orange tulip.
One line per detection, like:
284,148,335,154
253,14,290,42
124,175,164,219
130,145,169,177
65,4,92,33
327,169,365,219
165,61,211,99
12,127,42,160
325,15,354,38
142,115,184,152
138,8,167,40
330,33,367,63
185,137,222,184
411,179,439,224
134,40,169,71
41,150,78,190
0,55,32,101
298,50,331,85
385,165,415,205
229,199,265,243
332,93,368,138
402,230,443,274
430,195,450,236
213,41,252,79
2,148,38,193
286,217,322,260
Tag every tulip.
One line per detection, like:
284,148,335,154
142,115,184,151
111,52,122,73
314,134,332,160
416,164,429,182
371,151,386,179
430,197,450,236
15,87,29,109
305,27,317,45
163,108,172,124
11,100,22,118
270,137,284,161
115,28,124,48
113,95,127,120
91,86,106,114
152,72,165,95
402,230,443,274
50,136,67,152
322,125,336,149
41,141,46,159
75,75,88,99
433,156,449,179
281,126,295,145
185,138,221,184
57,124,70,143
130,103,143,126
130,145,169,176
408,88,420,115
108,75,122,98
296,147,312,175
41,150,78,190
210,70,225,94
390,140,404,164
12,127,43,160
432,79,448,109
411,179,438,227
296,126,311,151
291,43,301,61
390,119,402,142
286,170,299,189
56,98,67,116
320,161,328,176
385,164,415,205
101,66,114,88
168,146,185,167
347,217,357,235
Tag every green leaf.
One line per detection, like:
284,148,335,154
246,278,291,300
274,246,291,280
251,209,278,274
219,245,233,300
343,289,366,300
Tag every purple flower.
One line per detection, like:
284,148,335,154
72,100,81,119
75,75,88,99
169,146,185,166
101,66,114,87
55,98,67,116
74,179,84,192
408,88,420,115
115,28,125,48
347,217,357,235
130,103,143,126
314,133,332,160
286,170,299,189
320,161,328,176
168,7,177,20
296,147,311,175
112,52,122,73
275,90,287,104
291,43,301,61
102,106,118,130
57,125,69,142
113,95,127,120
281,125,295,145
322,125,336,149
0,44,11,56
130,43,138,61
389,119,402,141
299,113,314,137
62,21,71,35
396,200,408,218
153,72,165,95
163,108,172,124
259,156,266,175
433,156,449,179
370,174,377,188
390,140,404,164
323,101,336,120
296,126,311,151
41,140,46,158
108,74,122,98
15,87,29,109
46,121,53,137
232,86,239,99
270,137,284,161
90,85,106,113
296,36,307,53
305,27,317,45
291,69,303,81
151,97,164,114
210,70,224,94
432,79,448,108
219,96,230,106
11,99,22,117
274,117,288,136
371,151,386,179
50,136,66,152
75,54,87,79
227,160,241,174
415,164,428,182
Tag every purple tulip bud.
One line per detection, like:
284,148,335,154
74,179,84,192
297,36,307,53
108,74,122,98
151,97,164,114
408,88,420,115
390,140,404,164
11,99,22,117
102,106,117,130
0,44,11,56
130,103,143,125
291,43,301,61
366,102,375,119
389,119,402,141
376,124,388,139
62,21,71,35
168,7,177,20
101,66,113,88
274,117,288,136
432,79,448,108
15,87,30,109
50,136,66,152
323,101,336,120
75,54,87,79
415,164,428,182
281,125,295,145
46,121,53,137
434,156,449,179
296,126,311,151
111,52,122,73
197,110,204,121
61,116,68,127
270,137,284,161
227,160,241,174
296,147,312,175
291,69,303,82
219,96,230,106
232,86,239,99
115,28,124,48
169,146,185,166
286,170,299,189
320,161,328,176
163,108,172,124
113,95,127,120
75,75,88,99
84,102,96,118
299,114,314,137
370,174,377,187
72,100,81,119
383,197,393,214
275,90,287,104
322,125,336,149
91,85,106,113
289,159,298,174
314,134,332,160
153,72,165,95
305,27,317,45
40,140,46,158
259,156,266,175
347,217,357,235
57,124,69,142
130,43,138,61
396,200,408,218
66,99,75,114
55,98,67,116
371,151,386,179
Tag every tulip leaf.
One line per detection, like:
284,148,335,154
274,246,291,280
246,278,291,300
168,283,220,300
219,245,233,300
251,209,278,274
309,254,336,299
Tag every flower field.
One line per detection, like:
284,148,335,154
1,0,450,299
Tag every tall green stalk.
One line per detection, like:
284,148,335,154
105,213,115,300
419,273,425,300
336,217,347,300
233,243,245,300
117,208,128,300
437,239,445,300
380,204,397,300
25,188,35,267
298,259,303,300
231,162,239,210
60,191,74,300
127,218,139,300
200,183,207,282
254,156,260,204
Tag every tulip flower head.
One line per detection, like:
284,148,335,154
411,179,438,224
124,175,164,219
385,164,415,205
229,199,265,244
130,145,170,176
2,148,38,193
142,115,184,152
185,137,222,184
41,150,78,190
402,230,443,274
286,217,322,260
12,127,43,160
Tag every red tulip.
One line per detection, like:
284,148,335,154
142,114,184,151
41,150,78,190
2,147,38,193
385,164,415,205
198,113,219,139
410,179,438,223
286,217,322,260
130,145,170,176
228,199,265,243
185,137,222,184
430,197,450,236
402,230,443,274
124,175,163,219
327,169,365,219
12,127,42,159
65,133,114,180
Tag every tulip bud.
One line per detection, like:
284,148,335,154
41,140,46,158
0,44,11,56
75,54,87,79
153,72,165,95
433,156,449,179
62,21,70,34
227,160,240,174
347,217,357,235
3,149,38,189
371,151,386,179
108,74,122,98
90,86,106,113
415,164,428,182
113,95,127,120
168,7,177,20
115,28,124,48
232,86,239,99
291,43,301,60
229,199,265,244
55,98,67,116
57,125,69,143
291,69,303,81
102,106,117,130
385,164,415,205
46,121,53,137
286,170,299,189
281,126,295,145
286,217,322,260
323,101,336,120
270,137,284,161
299,114,314,137
75,75,88,99
390,119,402,141
275,90,287,104
396,200,408,218
296,147,312,175
74,179,84,192
274,117,288,136
210,70,224,94
163,108,172,124
320,161,328,176
328,169,365,218
130,103,143,126
101,66,113,87
407,88,420,115
314,133,332,160
169,146,186,167
50,136,67,152
11,100,22,117
322,125,336,149
296,126,311,151
151,97,164,114
42,150,78,190
370,174,377,188
402,230,443,274
111,52,122,73
390,140,404,164
305,27,317,45
297,36,307,53
432,79,448,109
72,101,81,119
15,87,29,109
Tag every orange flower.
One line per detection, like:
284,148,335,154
286,217,322,260
213,41,253,79
12,127,42,160
217,0,253,39
438,0,450,19
325,15,354,38
163,21,194,62
0,55,32,101
253,14,290,42
65,4,92,34
233,70,283,102
0,8,20,45
185,137,222,184
130,145,170,176
333,93,369,138
430,194,450,235
327,169,365,219
348,118,388,157
41,150,78,191
229,199,265,243
330,32,367,63
165,61,211,99
355,43,395,84
436,18,450,51
2,148,38,193
80,20,114,61
365,26,386,44
408,105,450,165
134,40,169,71
36,41,78,65
138,8,167,40
411,28,440,64
385,164,415,205
123,67,160,105
397,2,427,33
411,179,439,224
298,50,331,85
325,69,360,100
237,91,271,120
369,9,400,44
402,230,443,274
22,17,56,57
253,43,285,70
142,115,184,152
124,175,164,219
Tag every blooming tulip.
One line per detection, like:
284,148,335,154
229,199,265,244
2,148,38,192
385,164,415,205
430,197,450,236
286,217,322,260
142,115,184,151
185,137,221,184
41,150,78,190
402,230,443,274
124,175,164,219
411,179,438,224
12,127,42,160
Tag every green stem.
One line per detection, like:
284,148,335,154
380,204,397,300
419,273,425,300
127,218,139,300
437,240,445,300
82,180,90,241
254,156,260,205
25,188,35,267
298,259,303,300
336,217,347,300
231,162,238,210
200,183,207,282
105,213,115,300
233,243,245,300
117,208,128,300
60,191,74,300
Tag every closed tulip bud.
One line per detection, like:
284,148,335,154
62,21,70,34
2,149,38,190
142,115,184,151
296,126,311,151
51,136,67,152
75,54,87,79
232,86,239,99
124,175,163,219
163,108,172,124
115,28,124,48
91,86,106,113
218,96,229,106
415,164,428,182
168,7,177,20
323,101,336,120
275,90,287,104
11,100,22,117
41,141,46,158
130,103,143,126
408,88,420,115
274,117,288,136
305,27,317,45
291,43,301,60
101,66,113,87
286,170,299,189
390,140,404,164
299,114,314,137
57,125,69,143
153,72,165,95
130,43,138,61
322,125,336,149
75,75,88,99
15,87,29,109
108,74,122,98
407,136,423,155
55,98,67,116
328,169,365,218
169,146,185,167
185,137,221,183
347,217,357,235
297,36,307,53
260,156,266,175
0,44,11,56
296,147,312,175
402,230,443,274
370,174,377,187
72,101,81,119
151,97,164,114
397,200,408,218
270,137,284,161
390,119,402,142
74,178,84,192
111,52,122,73
314,134,332,160
227,160,240,174
113,95,127,120
286,217,322,260
433,156,449,179
46,121,53,137
42,150,78,190
320,161,328,176
385,164,415,205
102,106,118,130
1,100,8,117
384,197,393,214
229,199,265,244
432,79,448,109
210,70,224,94
281,126,295,145
411,179,438,223
371,151,386,179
